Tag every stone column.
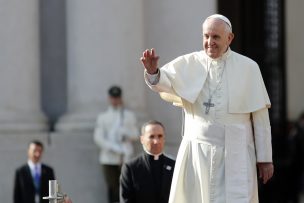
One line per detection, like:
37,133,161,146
56,0,146,131
286,0,304,120
0,0,47,132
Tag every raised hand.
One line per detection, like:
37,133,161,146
140,48,160,74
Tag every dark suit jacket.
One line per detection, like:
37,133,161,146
14,163,55,203
120,153,175,203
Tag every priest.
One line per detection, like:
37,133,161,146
140,14,274,203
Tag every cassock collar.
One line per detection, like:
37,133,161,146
204,47,231,66
143,147,163,160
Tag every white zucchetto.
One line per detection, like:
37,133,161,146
206,14,232,31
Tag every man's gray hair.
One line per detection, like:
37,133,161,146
141,120,165,134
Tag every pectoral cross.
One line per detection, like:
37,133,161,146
203,98,214,114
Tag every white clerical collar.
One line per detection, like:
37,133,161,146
143,147,163,160
204,47,231,65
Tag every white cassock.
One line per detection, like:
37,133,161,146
145,48,272,203
93,107,138,165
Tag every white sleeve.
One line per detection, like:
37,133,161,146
252,108,273,162
145,69,160,85
144,69,178,96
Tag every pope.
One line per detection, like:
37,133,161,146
141,14,274,203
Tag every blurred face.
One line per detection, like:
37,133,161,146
109,96,123,108
203,18,234,59
28,143,43,164
141,124,165,155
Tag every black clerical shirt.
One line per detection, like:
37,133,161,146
120,152,175,203
146,153,164,200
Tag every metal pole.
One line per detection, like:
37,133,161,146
43,180,64,203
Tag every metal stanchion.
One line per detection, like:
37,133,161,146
43,180,65,203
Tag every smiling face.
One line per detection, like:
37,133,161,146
202,18,234,59
140,123,165,155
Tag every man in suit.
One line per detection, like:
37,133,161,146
14,140,55,203
120,120,175,203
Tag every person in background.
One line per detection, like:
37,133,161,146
14,140,55,203
94,86,138,203
120,120,175,203
286,112,304,203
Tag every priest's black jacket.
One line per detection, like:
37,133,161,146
13,163,55,203
120,153,175,203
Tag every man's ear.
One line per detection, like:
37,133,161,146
140,135,144,144
228,32,234,45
